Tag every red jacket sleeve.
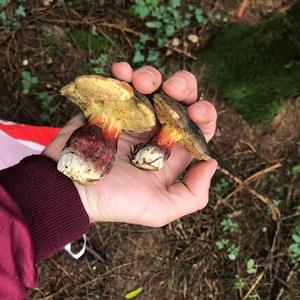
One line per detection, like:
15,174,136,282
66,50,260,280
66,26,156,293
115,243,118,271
0,185,37,300
0,155,90,299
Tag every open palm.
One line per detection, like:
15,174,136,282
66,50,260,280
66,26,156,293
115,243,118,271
43,63,217,226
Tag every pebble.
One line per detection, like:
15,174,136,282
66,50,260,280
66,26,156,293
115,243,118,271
188,34,199,44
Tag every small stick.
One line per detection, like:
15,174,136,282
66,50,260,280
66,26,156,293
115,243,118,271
237,0,250,19
165,44,196,60
242,272,264,300
222,163,282,202
85,245,106,263
98,23,196,59
218,166,280,221
44,19,196,59
275,269,297,300
244,163,282,184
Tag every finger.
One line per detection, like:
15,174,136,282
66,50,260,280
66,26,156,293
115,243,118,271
162,70,198,104
111,62,133,82
158,143,192,186
132,66,162,94
42,114,85,161
61,113,86,133
187,100,217,142
166,159,218,221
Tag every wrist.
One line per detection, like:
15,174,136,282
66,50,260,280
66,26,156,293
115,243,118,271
73,182,94,222
73,182,106,223
0,155,90,262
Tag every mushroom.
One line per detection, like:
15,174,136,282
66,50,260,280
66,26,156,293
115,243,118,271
131,92,211,171
57,75,156,184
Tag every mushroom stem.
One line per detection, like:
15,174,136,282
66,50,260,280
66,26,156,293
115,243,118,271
57,113,122,184
131,125,182,171
153,125,182,155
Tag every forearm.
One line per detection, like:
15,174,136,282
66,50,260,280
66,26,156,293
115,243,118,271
0,155,90,299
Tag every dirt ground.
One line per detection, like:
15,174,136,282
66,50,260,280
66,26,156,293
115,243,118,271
0,1,299,299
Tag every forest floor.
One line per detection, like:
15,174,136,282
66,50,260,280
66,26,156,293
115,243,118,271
0,0,299,299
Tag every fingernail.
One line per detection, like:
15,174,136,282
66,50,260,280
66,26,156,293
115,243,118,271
136,69,156,84
196,102,207,115
165,77,186,92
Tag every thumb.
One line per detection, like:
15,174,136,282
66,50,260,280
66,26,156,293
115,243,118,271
167,159,218,220
42,114,85,161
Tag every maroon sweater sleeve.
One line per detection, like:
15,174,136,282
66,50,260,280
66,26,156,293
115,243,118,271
0,155,90,298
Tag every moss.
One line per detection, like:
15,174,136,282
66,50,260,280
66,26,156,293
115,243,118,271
199,3,300,125
68,28,108,55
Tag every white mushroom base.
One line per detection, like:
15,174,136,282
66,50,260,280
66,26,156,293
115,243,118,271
131,144,167,171
57,152,101,184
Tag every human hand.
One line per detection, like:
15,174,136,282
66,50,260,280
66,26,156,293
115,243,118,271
43,63,218,226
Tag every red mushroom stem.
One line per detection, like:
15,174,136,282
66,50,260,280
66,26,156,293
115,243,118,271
57,113,122,184
131,125,182,170
151,125,182,158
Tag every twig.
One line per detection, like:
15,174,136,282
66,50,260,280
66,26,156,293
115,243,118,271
275,269,298,300
5,31,15,85
222,163,282,203
45,18,196,59
218,166,281,221
85,245,106,263
266,221,281,298
245,163,282,184
237,0,250,19
78,262,132,289
165,44,196,60
242,272,264,300
98,22,140,36
98,22,196,59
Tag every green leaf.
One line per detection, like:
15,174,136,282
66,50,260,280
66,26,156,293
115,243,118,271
124,287,143,299
128,5,150,19
13,19,21,29
292,165,300,174
292,234,300,244
93,67,104,74
172,10,181,26
166,24,175,37
0,0,8,8
228,253,237,260
133,50,145,64
145,0,159,5
21,71,31,80
146,20,162,29
182,12,192,27
159,65,167,74
169,0,181,8
139,33,150,44
246,259,257,274
215,239,229,250
147,50,160,62
188,4,194,11
289,243,300,254
228,245,239,260
215,241,225,249
247,259,254,269
0,11,7,21
194,8,208,25
157,36,168,46
234,278,246,289
133,42,143,51
31,77,38,84
15,5,26,17
136,0,145,5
